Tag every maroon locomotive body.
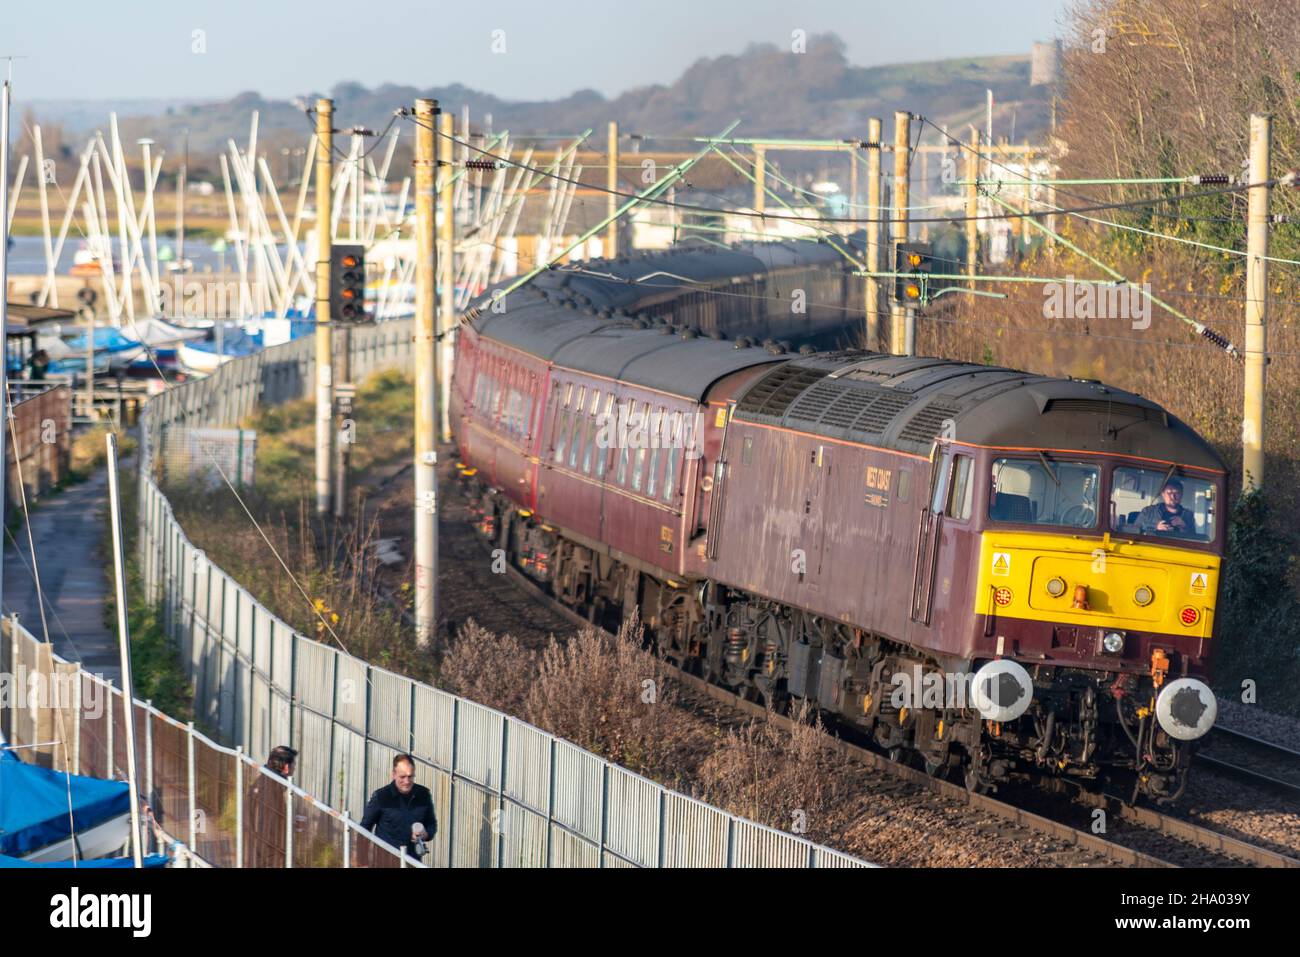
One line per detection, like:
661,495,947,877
451,252,1226,802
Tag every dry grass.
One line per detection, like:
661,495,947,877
695,702,843,841
164,485,430,682
439,613,855,846
70,424,137,479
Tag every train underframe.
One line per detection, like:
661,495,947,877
464,480,1193,804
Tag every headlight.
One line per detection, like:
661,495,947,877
1102,631,1125,654
1133,585,1154,606
1045,576,1067,598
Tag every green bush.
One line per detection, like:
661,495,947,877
1212,490,1300,715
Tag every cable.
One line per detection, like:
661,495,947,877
400,111,1269,227
917,114,1273,227
301,109,400,166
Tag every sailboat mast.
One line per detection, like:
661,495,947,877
106,433,144,868
176,130,187,272
0,68,11,615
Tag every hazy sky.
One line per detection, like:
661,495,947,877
2,0,1073,103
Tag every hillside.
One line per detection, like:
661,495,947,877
27,35,1050,171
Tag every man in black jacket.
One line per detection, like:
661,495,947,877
1136,479,1198,538
361,754,437,860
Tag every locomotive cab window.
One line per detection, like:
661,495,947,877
946,456,974,520
989,457,1100,529
1110,466,1216,543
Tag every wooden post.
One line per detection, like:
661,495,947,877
606,121,619,257
890,111,911,355
313,98,333,516
865,118,882,351
965,128,979,285
1243,113,1271,491
414,99,440,648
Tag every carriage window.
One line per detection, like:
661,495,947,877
647,421,662,497
554,411,571,463
647,448,660,496
1111,467,1216,543
990,457,1100,529
897,468,911,503
662,445,679,502
563,383,573,408
568,418,584,469
632,447,647,491
582,415,597,474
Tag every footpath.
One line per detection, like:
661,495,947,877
3,465,120,686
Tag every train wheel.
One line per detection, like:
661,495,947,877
923,755,948,778
964,765,991,795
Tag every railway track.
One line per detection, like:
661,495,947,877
1196,726,1300,802
352,457,1299,868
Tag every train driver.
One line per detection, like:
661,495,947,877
1136,478,1197,537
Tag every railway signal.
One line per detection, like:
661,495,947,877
330,244,367,322
892,241,933,305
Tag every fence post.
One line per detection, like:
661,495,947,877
656,789,666,869
599,761,609,868
343,811,351,869
446,697,458,866
235,746,244,868
725,818,735,868
187,722,197,849
72,667,81,775
545,737,556,868
284,782,293,868
327,654,338,808
495,720,508,868
144,700,154,811
106,685,114,778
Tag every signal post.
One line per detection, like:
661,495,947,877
314,98,334,516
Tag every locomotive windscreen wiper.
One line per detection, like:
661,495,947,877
1037,451,1061,488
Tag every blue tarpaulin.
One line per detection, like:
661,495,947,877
0,853,168,868
63,327,143,353
0,757,131,858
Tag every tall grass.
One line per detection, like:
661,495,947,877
165,369,428,681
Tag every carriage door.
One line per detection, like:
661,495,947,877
911,450,951,625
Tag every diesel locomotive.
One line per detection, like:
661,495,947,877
451,245,1224,803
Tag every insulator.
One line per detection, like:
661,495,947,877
464,159,498,170
1192,173,1230,186
1198,325,1237,358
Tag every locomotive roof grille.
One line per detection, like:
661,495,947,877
735,365,827,418
1043,397,1167,425
783,381,922,434
898,402,963,444
853,392,916,435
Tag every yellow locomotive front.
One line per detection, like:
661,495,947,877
962,449,1225,801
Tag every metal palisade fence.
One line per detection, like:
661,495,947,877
1,617,421,868
129,320,870,869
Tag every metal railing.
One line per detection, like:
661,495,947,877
0,617,421,868
125,321,869,868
